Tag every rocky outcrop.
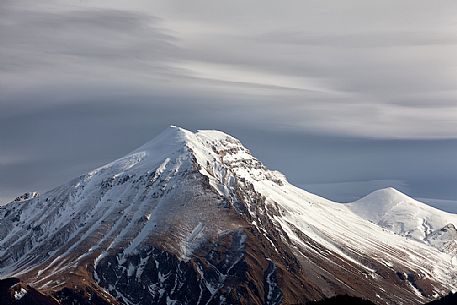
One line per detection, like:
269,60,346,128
0,278,59,305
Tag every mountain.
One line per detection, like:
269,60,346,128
1,126,456,305
347,188,457,253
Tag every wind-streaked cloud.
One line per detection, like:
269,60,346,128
2,0,456,138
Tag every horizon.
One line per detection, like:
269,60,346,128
1,125,456,212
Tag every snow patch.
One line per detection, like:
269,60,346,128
14,288,27,300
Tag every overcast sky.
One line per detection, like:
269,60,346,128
1,0,456,210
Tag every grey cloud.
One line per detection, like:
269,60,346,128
1,1,456,139
256,31,457,48
0,6,180,79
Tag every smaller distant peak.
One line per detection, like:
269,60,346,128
356,187,413,204
373,187,407,196
376,187,406,196
384,187,396,191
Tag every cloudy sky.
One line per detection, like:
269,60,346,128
1,0,456,210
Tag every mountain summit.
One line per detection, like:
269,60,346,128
348,187,457,243
0,127,456,305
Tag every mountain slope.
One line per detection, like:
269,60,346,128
347,188,457,252
1,126,456,305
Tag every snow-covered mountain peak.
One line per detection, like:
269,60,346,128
121,126,249,173
72,126,269,211
371,186,410,198
132,126,242,155
357,187,413,205
85,126,196,182
348,187,457,242
130,125,192,156
346,188,415,224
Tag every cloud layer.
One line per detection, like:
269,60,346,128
2,0,457,138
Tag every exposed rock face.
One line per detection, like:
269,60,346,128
0,277,59,305
0,126,456,305
426,224,457,254
13,192,40,203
